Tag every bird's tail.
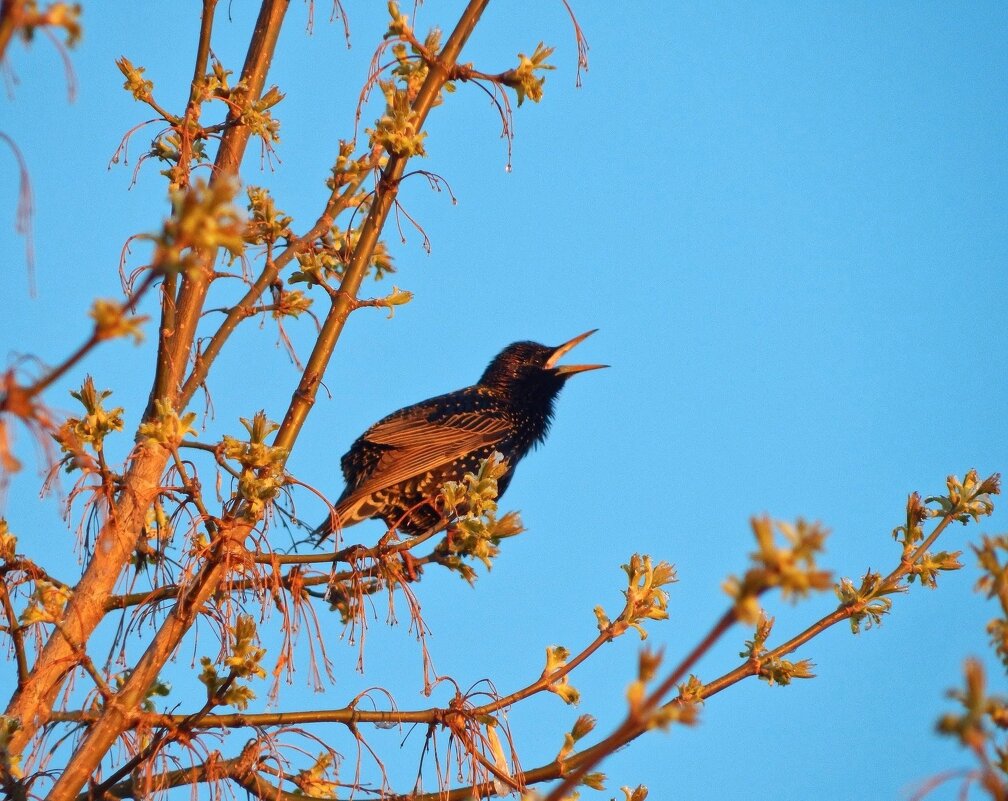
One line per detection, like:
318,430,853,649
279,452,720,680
309,516,336,547
310,492,373,546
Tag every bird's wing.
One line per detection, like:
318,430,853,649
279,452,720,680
337,404,511,505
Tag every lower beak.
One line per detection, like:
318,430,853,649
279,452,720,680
545,329,609,375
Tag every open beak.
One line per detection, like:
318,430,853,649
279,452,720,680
545,329,609,376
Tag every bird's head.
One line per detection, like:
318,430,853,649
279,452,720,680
477,330,607,397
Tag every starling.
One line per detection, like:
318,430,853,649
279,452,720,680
313,330,606,539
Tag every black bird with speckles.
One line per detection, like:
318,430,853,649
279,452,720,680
313,330,606,539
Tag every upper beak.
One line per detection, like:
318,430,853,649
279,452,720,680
545,329,609,376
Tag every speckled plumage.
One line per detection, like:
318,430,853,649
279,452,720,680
313,333,605,538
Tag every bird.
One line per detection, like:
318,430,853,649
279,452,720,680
313,330,606,540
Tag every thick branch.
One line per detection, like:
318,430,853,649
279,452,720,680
55,705,440,729
75,749,251,801
46,525,249,800
149,0,289,411
3,446,168,751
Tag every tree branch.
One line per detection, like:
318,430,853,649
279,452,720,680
149,0,290,411
272,0,492,453
177,146,383,406
45,523,250,800
0,578,27,687
545,485,994,799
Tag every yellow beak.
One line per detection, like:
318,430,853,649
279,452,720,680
545,329,609,375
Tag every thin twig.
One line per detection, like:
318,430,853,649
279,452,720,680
0,579,27,687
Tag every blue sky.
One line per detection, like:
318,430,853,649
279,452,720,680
2,3,1007,800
